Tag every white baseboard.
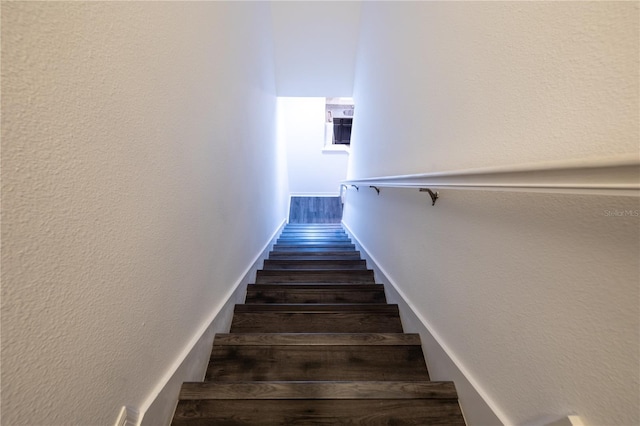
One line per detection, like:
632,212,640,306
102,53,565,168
545,415,585,426
137,219,287,426
114,406,139,426
342,221,508,426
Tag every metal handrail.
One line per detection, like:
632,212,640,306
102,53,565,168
341,154,640,205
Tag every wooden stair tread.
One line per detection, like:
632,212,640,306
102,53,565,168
235,303,397,312
213,333,421,346
207,345,429,381
246,284,386,303
252,282,380,286
230,312,403,333
179,380,457,400
277,239,351,243
268,252,362,260
173,400,465,425
250,281,381,286
280,232,346,235
279,235,348,239
285,223,342,229
247,283,384,290
257,268,373,273
263,259,367,270
274,240,356,249
278,233,349,236
256,270,374,284
271,246,356,252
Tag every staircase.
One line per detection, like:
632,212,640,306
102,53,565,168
172,223,466,425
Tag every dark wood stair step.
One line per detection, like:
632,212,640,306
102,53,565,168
206,345,429,381
276,238,352,243
279,230,348,235
280,228,349,235
256,269,374,283
173,399,465,425
263,259,367,270
285,224,344,228
179,380,457,400
250,282,380,286
246,284,386,303
271,246,357,253
230,305,403,333
213,333,421,346
284,225,344,228
277,239,351,244
268,251,362,260
278,234,350,238
234,303,397,312
278,237,349,241
273,243,356,250
279,232,348,237
275,240,353,244
277,239,352,244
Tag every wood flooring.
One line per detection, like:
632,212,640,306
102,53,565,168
288,197,343,223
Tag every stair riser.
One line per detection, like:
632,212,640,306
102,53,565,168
280,231,348,238
245,289,386,303
277,235,350,239
212,333,422,346
206,345,429,381
272,246,356,252
255,277,374,284
278,238,349,242
256,271,374,284
262,266,367,271
282,230,345,233
230,312,403,333
263,260,367,270
235,303,396,311
179,380,457,400
279,233,349,237
274,242,355,246
284,225,344,228
277,239,352,244
282,229,345,233
273,242,356,251
276,243,353,248
173,400,465,425
268,255,363,262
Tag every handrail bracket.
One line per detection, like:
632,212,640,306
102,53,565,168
419,188,439,206
369,186,380,195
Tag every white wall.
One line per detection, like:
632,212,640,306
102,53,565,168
1,2,288,425
280,97,349,196
344,2,639,425
271,2,361,97
348,2,638,178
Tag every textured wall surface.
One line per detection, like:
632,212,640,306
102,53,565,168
271,2,361,97
349,2,638,178
344,2,639,425
1,2,287,425
279,97,349,196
